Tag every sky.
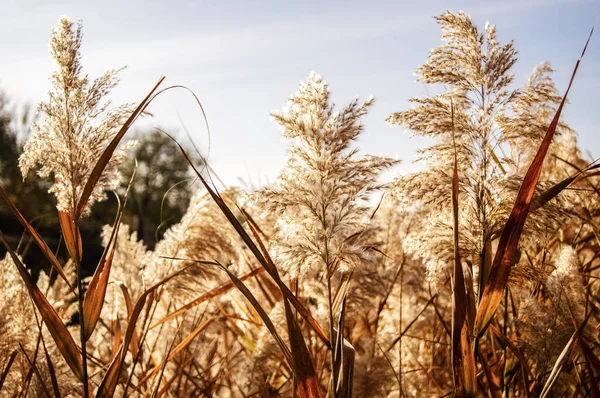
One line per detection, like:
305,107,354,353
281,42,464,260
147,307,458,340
1,0,599,188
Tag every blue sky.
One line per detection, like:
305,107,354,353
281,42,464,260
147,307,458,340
1,0,598,187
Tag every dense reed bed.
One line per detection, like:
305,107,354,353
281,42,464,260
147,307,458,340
1,11,599,398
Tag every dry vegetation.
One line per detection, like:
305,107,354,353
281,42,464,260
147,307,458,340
1,11,599,398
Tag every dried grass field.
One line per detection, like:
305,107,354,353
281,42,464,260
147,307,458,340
0,10,599,398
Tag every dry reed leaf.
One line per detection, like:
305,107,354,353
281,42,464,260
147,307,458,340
333,297,354,398
151,267,264,328
96,346,123,398
0,186,74,292
83,166,135,340
579,341,600,398
98,263,199,397
137,318,216,387
172,136,331,348
488,324,533,384
539,333,577,398
213,260,294,366
474,26,594,337
75,76,165,219
243,210,323,396
539,313,591,398
111,316,122,359
82,227,118,340
0,232,83,381
0,351,18,391
284,300,323,398
117,283,139,358
450,112,477,398
40,332,61,398
532,164,600,212
58,211,82,262
245,206,328,396
19,343,53,398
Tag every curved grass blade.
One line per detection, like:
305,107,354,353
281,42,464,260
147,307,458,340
532,164,600,212
117,283,140,358
40,331,61,398
169,135,331,347
75,76,165,219
242,210,329,343
98,263,199,397
136,317,216,387
96,346,123,398
0,232,83,380
0,186,74,293
83,165,136,340
539,332,577,398
19,344,53,398
151,267,264,328
474,25,594,337
120,283,142,360
539,313,591,398
212,260,293,366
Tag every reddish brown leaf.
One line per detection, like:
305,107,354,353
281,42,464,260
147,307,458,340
96,346,123,398
243,211,329,393
450,111,477,398
84,155,136,341
102,263,199,397
0,233,83,381
284,300,323,398
82,229,117,340
58,211,82,262
111,316,122,359
117,283,139,358
82,173,132,341
0,186,74,292
474,27,594,337
532,164,600,212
